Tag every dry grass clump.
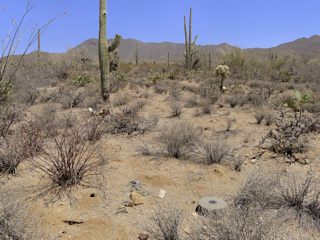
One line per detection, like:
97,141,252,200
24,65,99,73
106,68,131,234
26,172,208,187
196,138,229,165
30,112,107,202
193,206,278,240
157,121,200,159
0,185,52,239
233,170,320,231
253,108,266,124
145,203,183,240
169,100,183,117
112,92,132,107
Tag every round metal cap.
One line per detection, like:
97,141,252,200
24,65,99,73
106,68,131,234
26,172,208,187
198,197,227,211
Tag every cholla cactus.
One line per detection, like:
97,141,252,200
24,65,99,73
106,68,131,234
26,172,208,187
215,65,230,92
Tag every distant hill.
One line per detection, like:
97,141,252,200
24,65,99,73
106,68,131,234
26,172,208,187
72,38,231,62
71,35,320,62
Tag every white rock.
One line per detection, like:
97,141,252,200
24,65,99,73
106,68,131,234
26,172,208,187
158,189,166,199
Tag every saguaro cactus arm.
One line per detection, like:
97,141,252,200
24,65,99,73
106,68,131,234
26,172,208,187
108,34,122,52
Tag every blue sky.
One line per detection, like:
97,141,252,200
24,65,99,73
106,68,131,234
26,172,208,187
1,0,320,53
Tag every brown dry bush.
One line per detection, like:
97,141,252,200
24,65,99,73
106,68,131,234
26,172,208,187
196,138,229,165
253,108,266,124
0,138,26,174
30,113,107,202
0,105,17,138
169,100,183,117
157,121,200,159
112,92,132,107
192,206,278,240
106,105,158,135
145,203,183,240
233,170,320,230
0,185,53,239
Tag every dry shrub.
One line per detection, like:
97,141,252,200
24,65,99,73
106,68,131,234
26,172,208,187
233,170,320,230
193,206,278,240
226,117,236,131
157,121,200,159
0,185,52,239
226,94,246,108
169,100,183,117
184,95,198,108
200,98,212,114
145,203,183,240
196,138,229,165
112,92,132,107
254,108,266,124
30,113,107,202
0,139,26,174
0,105,17,138
106,105,158,135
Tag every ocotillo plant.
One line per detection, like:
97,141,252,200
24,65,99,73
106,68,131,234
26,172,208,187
38,28,40,69
135,43,138,65
99,0,122,101
168,52,170,68
184,7,199,70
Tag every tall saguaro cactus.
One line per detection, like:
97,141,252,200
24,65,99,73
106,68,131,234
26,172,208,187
99,0,122,101
184,7,198,70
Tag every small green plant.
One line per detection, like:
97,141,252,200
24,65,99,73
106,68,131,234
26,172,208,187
72,74,94,86
277,90,314,111
0,77,14,102
215,65,229,92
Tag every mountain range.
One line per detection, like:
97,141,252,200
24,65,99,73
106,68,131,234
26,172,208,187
73,34,320,61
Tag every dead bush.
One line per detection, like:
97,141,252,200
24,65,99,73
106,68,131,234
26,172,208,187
0,185,52,239
200,99,212,114
145,203,183,240
30,113,107,202
112,92,132,107
0,105,18,138
157,121,200,159
254,108,266,124
233,170,320,230
233,170,277,211
0,139,26,174
196,138,229,165
272,171,320,228
169,100,183,117
193,206,278,240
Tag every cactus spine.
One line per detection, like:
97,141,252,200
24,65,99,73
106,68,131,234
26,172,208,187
99,0,122,101
184,8,198,70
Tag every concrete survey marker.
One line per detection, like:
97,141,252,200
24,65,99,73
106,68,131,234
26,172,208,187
196,197,227,216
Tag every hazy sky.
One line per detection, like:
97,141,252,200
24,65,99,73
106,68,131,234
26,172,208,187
1,0,320,53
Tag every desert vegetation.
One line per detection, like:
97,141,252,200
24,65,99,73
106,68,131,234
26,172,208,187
1,1,320,239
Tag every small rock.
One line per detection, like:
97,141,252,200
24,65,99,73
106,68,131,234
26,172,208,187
250,159,256,164
129,192,144,205
158,189,166,199
127,202,134,207
192,212,198,218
